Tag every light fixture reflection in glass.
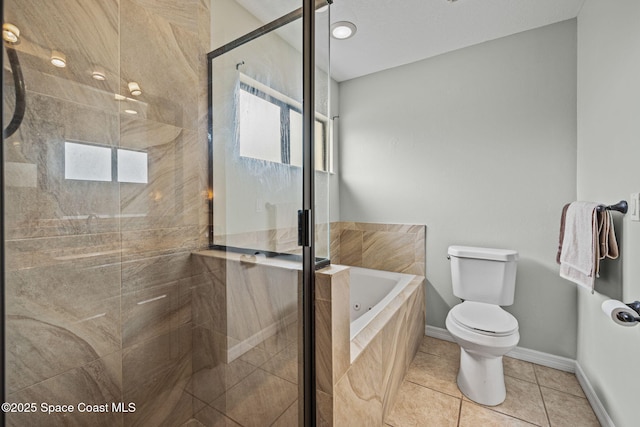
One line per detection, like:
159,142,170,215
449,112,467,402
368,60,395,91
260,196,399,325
124,109,138,115
92,70,106,81
128,81,142,96
2,23,20,43
330,21,357,40
50,50,67,68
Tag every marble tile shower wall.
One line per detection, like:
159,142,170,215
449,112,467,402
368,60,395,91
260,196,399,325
3,1,210,426
330,222,426,276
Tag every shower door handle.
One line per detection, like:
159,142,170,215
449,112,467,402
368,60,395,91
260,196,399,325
298,209,310,247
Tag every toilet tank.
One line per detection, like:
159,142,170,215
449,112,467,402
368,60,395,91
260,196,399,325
448,246,518,306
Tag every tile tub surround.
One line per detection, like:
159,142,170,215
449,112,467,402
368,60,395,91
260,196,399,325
316,266,426,426
3,0,211,426
330,222,426,277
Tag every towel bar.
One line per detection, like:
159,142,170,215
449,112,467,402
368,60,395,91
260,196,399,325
616,301,640,324
596,200,628,214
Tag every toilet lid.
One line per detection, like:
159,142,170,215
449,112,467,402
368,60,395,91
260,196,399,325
450,301,518,336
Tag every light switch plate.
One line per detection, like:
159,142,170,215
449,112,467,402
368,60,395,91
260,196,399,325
630,193,640,221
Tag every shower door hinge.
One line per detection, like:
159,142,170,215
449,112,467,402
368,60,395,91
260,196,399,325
298,209,311,247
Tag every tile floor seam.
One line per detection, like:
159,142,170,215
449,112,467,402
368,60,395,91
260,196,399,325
269,400,297,427
404,377,463,400
194,402,244,427
539,384,590,403
530,363,554,427
192,363,259,405
536,381,552,427
538,381,586,399
209,400,246,427
504,372,538,385
256,366,297,386
456,396,463,426
477,402,545,427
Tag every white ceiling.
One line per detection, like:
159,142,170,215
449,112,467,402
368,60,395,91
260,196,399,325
235,0,586,82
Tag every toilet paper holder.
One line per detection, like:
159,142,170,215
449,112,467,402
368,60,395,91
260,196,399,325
616,301,640,324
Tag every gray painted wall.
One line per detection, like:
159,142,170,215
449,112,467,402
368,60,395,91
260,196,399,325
338,20,578,358
577,1,640,426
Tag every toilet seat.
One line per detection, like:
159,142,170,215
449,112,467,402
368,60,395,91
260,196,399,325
449,301,518,337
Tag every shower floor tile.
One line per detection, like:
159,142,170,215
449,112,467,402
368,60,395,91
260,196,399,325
210,369,297,427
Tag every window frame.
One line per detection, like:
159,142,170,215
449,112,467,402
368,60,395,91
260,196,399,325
64,141,148,184
237,75,329,172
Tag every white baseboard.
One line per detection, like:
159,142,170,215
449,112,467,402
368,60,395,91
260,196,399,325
425,325,456,343
575,363,616,427
425,324,614,425
425,325,575,372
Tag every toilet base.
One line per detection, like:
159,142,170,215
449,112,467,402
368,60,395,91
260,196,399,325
457,348,506,406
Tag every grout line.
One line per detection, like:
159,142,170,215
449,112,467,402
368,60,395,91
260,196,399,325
269,400,297,427
404,377,462,400
464,400,542,427
456,396,463,426
533,365,553,427
403,377,463,400
256,366,298,387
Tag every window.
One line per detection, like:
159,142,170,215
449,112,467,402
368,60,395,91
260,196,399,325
288,109,326,170
117,149,148,184
65,142,112,182
238,87,282,164
64,142,148,183
237,75,330,171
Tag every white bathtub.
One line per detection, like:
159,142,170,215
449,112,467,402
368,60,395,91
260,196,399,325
349,267,416,339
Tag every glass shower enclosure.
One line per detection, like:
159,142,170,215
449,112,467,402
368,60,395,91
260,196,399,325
2,0,330,425
202,0,331,424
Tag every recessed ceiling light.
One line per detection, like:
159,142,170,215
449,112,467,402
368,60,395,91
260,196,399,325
128,81,142,96
50,50,67,68
2,23,20,43
124,109,138,115
92,70,106,81
331,21,357,40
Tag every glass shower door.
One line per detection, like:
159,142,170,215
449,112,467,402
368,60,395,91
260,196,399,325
203,0,330,425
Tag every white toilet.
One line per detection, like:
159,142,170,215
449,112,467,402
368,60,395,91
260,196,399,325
445,245,520,406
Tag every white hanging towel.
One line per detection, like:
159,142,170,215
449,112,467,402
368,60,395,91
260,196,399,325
559,201,600,292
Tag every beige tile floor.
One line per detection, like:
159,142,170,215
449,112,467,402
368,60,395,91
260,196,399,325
182,335,601,426
385,336,601,427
